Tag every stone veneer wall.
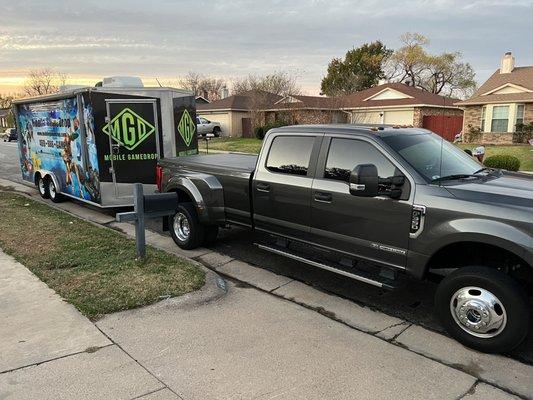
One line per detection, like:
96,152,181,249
412,107,464,128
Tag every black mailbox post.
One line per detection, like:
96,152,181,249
116,184,178,259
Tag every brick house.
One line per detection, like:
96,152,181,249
340,83,463,140
455,52,533,144
263,95,347,125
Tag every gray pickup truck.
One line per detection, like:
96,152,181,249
157,124,532,353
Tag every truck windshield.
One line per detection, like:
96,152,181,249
381,133,482,182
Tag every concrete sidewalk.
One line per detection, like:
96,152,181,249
0,250,178,399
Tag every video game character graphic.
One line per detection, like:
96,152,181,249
62,118,83,197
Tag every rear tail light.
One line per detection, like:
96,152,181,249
156,165,163,192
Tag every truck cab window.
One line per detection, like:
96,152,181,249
324,138,396,182
266,136,315,176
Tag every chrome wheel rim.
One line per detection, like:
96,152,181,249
38,178,45,194
49,181,56,198
450,286,507,338
173,212,190,242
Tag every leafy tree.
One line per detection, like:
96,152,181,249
232,71,301,97
387,33,476,98
178,72,227,102
320,41,392,96
23,68,67,96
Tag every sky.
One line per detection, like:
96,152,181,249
0,0,532,96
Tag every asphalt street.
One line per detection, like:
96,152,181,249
0,140,531,365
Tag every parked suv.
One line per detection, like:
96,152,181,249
158,125,532,353
196,117,221,137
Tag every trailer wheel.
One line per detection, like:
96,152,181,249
47,178,63,203
170,203,204,250
435,266,529,353
37,176,50,199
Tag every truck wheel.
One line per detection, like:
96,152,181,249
170,203,204,250
212,126,221,137
47,178,63,203
37,176,50,199
203,226,219,246
435,266,529,353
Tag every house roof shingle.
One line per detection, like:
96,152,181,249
197,84,459,112
197,91,282,111
455,66,533,106
340,83,459,109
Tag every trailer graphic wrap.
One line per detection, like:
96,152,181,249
102,107,155,151
16,98,101,202
173,96,198,156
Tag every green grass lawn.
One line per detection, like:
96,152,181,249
0,191,205,320
199,137,263,154
198,137,532,171
457,144,533,172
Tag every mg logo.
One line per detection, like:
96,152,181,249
178,109,196,147
103,108,155,151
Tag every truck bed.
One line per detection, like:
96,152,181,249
164,153,258,174
159,153,258,225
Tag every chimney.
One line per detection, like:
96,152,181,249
500,52,515,74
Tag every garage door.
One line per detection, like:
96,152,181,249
351,112,382,124
383,110,413,125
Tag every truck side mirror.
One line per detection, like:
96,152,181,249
349,164,378,197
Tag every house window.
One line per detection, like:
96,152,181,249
491,105,509,133
480,106,486,131
516,104,525,127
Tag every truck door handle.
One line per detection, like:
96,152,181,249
256,182,270,192
314,192,332,203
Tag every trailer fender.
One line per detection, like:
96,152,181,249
165,174,225,225
35,170,61,193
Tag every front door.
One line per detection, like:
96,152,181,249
309,136,413,269
253,133,321,240
104,99,160,197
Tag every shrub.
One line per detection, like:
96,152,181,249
464,124,482,143
513,122,533,144
254,121,288,139
484,155,521,171
254,126,265,139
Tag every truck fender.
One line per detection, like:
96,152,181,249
423,218,533,271
165,174,225,225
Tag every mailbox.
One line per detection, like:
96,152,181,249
143,192,179,214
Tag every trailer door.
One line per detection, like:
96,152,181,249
104,99,160,197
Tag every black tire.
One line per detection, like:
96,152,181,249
47,178,63,203
203,226,219,246
212,126,221,137
435,266,530,353
169,203,204,250
36,175,50,199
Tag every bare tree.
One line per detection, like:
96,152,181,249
385,33,476,98
0,94,16,109
178,72,227,101
232,71,301,97
23,68,67,97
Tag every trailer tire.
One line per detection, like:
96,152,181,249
47,178,63,203
435,266,529,353
37,176,50,199
170,203,204,250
